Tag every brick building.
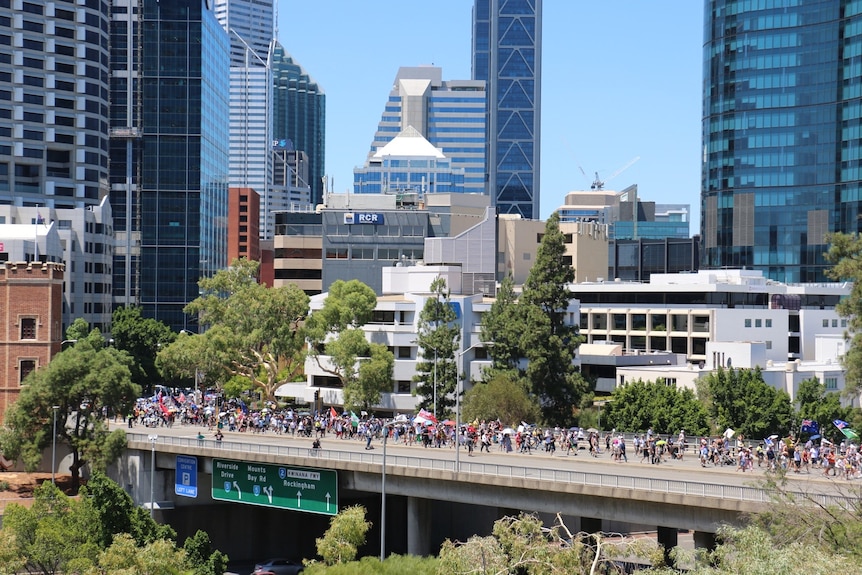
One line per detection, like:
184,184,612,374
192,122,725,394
0,261,64,420
228,187,261,263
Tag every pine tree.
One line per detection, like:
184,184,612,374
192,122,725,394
413,277,460,418
519,212,586,424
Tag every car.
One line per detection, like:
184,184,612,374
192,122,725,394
251,558,304,575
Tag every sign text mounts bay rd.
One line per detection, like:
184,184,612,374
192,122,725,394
211,458,338,516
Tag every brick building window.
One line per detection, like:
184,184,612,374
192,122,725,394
19,359,36,383
20,317,36,339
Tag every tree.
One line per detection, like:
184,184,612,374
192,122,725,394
0,334,139,492
480,274,523,373
697,367,794,439
437,513,662,574
0,481,101,574
519,212,587,425
171,258,310,402
413,277,460,417
86,534,190,575
651,525,862,575
82,471,175,549
306,280,394,413
604,379,711,435
461,371,540,426
825,232,862,397
111,306,176,394
314,505,371,566
183,530,229,575
795,377,852,440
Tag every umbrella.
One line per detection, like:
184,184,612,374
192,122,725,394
768,434,779,440
394,414,409,422
441,419,455,426
502,428,515,435
724,428,735,438
655,440,667,446
840,428,860,440
810,434,821,440
569,426,579,431
586,428,599,434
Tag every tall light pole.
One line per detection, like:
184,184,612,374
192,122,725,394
51,405,59,484
148,434,158,517
455,342,491,473
379,421,395,561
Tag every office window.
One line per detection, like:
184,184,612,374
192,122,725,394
833,319,838,328
825,377,838,391
20,318,36,340
745,319,752,328
755,319,762,328
765,319,772,328
823,319,829,328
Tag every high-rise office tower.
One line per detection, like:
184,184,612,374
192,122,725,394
110,0,230,330
362,66,486,195
216,0,278,240
703,0,862,282
0,1,110,208
472,0,542,219
271,41,326,207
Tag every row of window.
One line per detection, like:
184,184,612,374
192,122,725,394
581,313,711,332
743,318,773,328
325,247,423,261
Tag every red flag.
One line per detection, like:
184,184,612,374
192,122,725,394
330,406,338,420
418,408,438,425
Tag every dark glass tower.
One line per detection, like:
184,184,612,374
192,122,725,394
472,0,542,220
271,41,326,206
110,0,230,330
702,0,862,282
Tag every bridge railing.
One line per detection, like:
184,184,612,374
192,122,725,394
127,433,843,508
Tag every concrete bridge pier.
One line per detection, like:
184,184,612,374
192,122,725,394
407,496,431,556
657,526,678,566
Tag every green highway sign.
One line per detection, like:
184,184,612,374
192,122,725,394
211,458,338,516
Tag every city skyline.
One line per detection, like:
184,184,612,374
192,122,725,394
277,1,702,224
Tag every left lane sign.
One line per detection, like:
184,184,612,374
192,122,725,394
175,455,198,498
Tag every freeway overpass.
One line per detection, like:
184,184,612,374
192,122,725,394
112,427,844,563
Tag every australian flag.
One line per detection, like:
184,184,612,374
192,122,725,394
833,419,850,430
801,419,819,434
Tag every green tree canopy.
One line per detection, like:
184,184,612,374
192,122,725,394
413,277,460,418
605,379,711,436
519,213,587,425
110,306,177,393
165,258,309,402
795,377,852,440
825,232,862,397
697,367,794,440
480,274,523,373
0,334,139,492
307,280,394,413
314,505,371,566
461,371,540,427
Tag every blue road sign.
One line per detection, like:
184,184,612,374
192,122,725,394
175,455,198,498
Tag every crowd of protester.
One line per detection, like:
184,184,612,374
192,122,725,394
125,390,858,477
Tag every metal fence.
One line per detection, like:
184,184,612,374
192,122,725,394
127,432,847,508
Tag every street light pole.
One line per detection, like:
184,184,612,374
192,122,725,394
148,434,158,517
51,406,59,484
433,347,437,420
455,342,491,473
380,421,394,561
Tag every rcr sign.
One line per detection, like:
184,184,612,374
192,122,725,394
343,212,384,225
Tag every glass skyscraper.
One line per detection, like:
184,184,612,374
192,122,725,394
110,0,230,330
0,0,110,209
363,66,486,195
271,41,326,207
703,0,862,282
472,0,542,220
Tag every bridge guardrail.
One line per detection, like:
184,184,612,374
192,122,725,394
127,432,844,508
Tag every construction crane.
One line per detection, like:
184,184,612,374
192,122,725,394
591,156,640,190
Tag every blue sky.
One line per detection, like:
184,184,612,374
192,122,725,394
277,1,703,228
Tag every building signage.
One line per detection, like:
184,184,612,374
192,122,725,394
175,455,198,498
211,458,338,516
343,212,384,225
